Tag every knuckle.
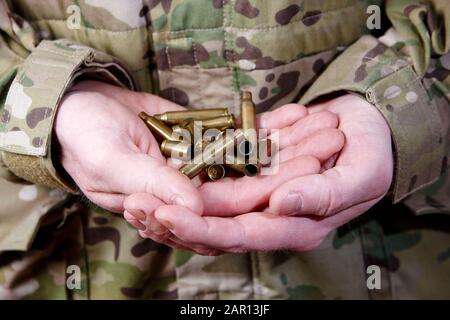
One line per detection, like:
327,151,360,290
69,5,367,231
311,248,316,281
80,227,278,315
316,110,339,127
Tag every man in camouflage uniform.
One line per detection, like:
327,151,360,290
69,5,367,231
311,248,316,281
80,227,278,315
0,0,449,299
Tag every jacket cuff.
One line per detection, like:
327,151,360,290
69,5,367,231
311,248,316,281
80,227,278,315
0,39,135,192
300,35,446,203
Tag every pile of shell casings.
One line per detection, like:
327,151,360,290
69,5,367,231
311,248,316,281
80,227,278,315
139,91,272,181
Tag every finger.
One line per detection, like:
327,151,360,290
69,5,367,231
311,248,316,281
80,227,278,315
108,153,203,214
306,100,335,114
155,206,330,252
269,165,391,217
167,235,224,256
272,111,339,149
137,229,193,252
276,128,345,164
74,81,185,115
200,156,320,216
124,193,167,234
138,226,222,256
124,194,224,255
124,211,146,231
257,104,308,130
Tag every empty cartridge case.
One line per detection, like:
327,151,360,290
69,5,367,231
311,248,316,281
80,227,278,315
239,91,257,157
258,138,273,157
201,115,235,131
172,118,200,144
257,138,275,166
139,112,178,142
180,129,245,179
160,140,192,161
240,91,257,133
172,118,194,135
225,154,260,177
207,164,226,181
237,138,256,157
155,108,229,125
192,129,223,157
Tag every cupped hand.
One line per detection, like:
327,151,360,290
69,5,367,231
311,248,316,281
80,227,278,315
127,102,347,254
54,81,203,248
269,94,393,219
141,94,393,254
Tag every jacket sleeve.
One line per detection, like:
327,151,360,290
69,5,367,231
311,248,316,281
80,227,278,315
0,0,135,193
300,0,449,204
0,1,137,251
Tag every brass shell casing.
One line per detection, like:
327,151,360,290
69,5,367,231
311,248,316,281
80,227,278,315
225,155,260,177
237,139,256,157
202,115,235,131
171,119,199,144
160,140,192,161
239,91,257,158
139,112,178,142
207,164,226,181
257,138,275,167
155,108,229,125
180,130,245,179
240,91,256,133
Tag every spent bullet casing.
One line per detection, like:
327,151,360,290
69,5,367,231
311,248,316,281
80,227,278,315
239,91,257,156
240,91,257,133
160,140,192,161
139,112,178,142
202,115,235,131
180,129,245,179
207,164,226,181
172,119,199,143
225,154,260,177
155,108,229,125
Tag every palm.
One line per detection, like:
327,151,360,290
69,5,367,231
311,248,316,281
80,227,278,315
55,81,203,247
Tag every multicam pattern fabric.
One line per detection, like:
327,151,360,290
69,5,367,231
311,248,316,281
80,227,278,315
0,0,449,299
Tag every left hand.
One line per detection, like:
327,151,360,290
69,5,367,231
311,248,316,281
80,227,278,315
150,94,394,253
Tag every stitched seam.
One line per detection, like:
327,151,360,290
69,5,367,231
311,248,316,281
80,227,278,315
158,28,359,71
1,47,89,156
30,18,147,33
192,41,202,101
377,224,394,299
222,0,237,115
357,221,373,299
369,66,442,200
152,2,362,34
164,45,176,102
142,0,156,92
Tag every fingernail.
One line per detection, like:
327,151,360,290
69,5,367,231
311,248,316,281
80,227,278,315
137,222,146,231
280,192,303,215
128,209,146,221
158,218,174,232
172,195,186,207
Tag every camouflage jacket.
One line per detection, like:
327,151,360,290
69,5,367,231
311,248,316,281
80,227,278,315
0,0,449,299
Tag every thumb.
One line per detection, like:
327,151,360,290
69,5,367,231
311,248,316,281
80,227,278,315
109,152,204,214
269,166,388,217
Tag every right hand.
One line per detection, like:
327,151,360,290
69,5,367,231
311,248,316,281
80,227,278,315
54,81,203,246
